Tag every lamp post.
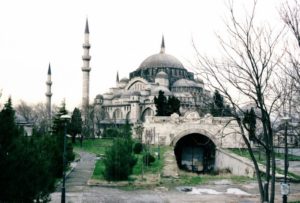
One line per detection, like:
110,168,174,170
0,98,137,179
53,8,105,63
281,116,290,203
60,114,71,203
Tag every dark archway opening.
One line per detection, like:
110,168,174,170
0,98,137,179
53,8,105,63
174,133,215,173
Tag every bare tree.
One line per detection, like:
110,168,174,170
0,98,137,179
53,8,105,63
15,101,57,135
194,1,284,202
280,0,300,146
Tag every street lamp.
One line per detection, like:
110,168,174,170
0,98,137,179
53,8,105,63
60,114,71,203
281,116,290,203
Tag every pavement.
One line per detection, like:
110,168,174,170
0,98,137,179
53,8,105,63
54,151,96,194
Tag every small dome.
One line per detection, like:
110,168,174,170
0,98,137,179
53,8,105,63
103,92,113,100
172,79,198,87
156,71,168,79
138,53,185,70
151,85,172,96
120,77,129,83
95,94,103,100
195,77,204,84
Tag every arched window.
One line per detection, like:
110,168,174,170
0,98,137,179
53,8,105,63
141,108,155,122
113,108,123,120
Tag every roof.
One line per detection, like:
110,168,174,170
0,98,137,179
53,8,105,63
138,53,185,70
172,79,201,88
137,37,186,71
120,77,129,83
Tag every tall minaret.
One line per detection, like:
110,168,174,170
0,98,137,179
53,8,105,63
82,18,91,119
45,63,52,125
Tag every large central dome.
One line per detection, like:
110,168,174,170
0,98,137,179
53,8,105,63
137,36,185,71
138,52,185,70
129,36,194,85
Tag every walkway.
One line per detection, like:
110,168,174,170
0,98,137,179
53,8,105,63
51,151,96,201
161,149,179,178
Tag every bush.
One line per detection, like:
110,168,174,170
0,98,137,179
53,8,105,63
133,142,143,154
103,128,119,138
103,137,137,181
143,152,155,166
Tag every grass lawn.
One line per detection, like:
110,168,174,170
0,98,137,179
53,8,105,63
229,148,300,162
91,145,169,180
74,138,256,189
229,148,300,181
73,138,113,155
132,146,169,175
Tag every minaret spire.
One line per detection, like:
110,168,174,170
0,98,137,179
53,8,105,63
160,35,165,53
45,63,52,130
82,18,91,121
116,71,119,83
85,18,89,34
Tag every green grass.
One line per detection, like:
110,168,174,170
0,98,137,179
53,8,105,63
75,139,255,188
91,145,170,180
92,160,105,179
229,148,300,162
133,146,169,175
73,138,113,155
159,173,253,189
229,148,300,181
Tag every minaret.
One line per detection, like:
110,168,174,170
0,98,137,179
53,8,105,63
45,63,52,125
116,71,119,84
160,35,165,53
82,18,91,119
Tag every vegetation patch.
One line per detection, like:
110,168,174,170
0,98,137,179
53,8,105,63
73,138,113,155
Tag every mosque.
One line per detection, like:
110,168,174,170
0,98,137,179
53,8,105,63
91,31,211,127
46,19,212,128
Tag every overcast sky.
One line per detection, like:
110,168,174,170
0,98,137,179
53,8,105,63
0,0,286,110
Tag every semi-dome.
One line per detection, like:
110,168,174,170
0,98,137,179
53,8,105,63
172,79,199,87
138,53,185,70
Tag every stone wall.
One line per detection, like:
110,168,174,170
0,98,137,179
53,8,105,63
215,148,256,177
139,113,246,148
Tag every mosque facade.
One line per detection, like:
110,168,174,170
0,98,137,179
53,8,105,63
92,36,211,127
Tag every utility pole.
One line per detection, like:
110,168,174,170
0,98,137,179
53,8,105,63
281,116,290,203
61,115,71,203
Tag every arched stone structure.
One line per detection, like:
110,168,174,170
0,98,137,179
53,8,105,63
171,128,218,148
174,133,216,172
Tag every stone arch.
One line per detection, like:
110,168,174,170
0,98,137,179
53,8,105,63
171,128,218,147
173,131,216,173
126,111,131,120
141,107,155,122
125,77,149,91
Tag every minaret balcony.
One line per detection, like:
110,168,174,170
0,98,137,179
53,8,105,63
83,43,91,49
82,67,91,72
82,55,91,61
45,92,52,97
46,81,52,85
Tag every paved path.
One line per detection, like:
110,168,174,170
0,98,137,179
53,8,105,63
51,151,96,201
161,149,179,178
